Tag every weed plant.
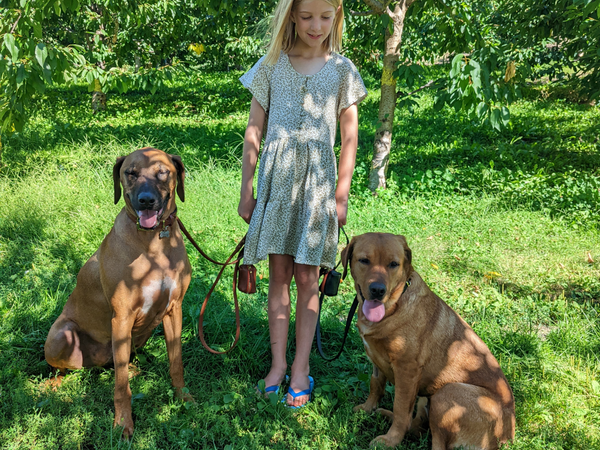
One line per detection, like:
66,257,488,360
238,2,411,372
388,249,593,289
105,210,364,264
0,70,599,449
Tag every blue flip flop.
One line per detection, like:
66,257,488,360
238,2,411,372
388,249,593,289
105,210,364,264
284,375,314,409
257,383,280,395
257,375,288,396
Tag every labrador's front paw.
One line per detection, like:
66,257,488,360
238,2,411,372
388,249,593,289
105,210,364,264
370,431,401,448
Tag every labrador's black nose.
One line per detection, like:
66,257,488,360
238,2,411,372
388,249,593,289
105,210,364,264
369,282,387,299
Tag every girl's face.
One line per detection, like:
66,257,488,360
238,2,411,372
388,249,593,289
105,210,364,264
292,0,339,50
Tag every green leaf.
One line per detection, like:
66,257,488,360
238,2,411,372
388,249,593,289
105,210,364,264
35,43,48,69
33,21,42,39
268,392,279,406
490,108,501,131
476,102,488,119
223,394,235,404
4,34,19,63
450,53,464,78
501,106,510,126
16,64,26,86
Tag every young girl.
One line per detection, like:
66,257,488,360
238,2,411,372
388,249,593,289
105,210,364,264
238,0,367,407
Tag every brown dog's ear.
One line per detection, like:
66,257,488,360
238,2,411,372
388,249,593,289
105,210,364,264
113,156,126,204
170,154,185,202
396,235,412,265
341,237,356,280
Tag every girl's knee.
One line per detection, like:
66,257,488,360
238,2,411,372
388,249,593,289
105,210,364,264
294,265,319,289
269,255,294,284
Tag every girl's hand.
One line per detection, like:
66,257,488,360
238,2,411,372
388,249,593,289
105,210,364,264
238,196,257,224
336,196,348,227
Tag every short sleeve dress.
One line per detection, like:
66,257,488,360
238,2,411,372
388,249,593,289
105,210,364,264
240,52,367,269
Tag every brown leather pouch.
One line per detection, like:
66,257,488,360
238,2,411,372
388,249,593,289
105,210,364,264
237,264,257,294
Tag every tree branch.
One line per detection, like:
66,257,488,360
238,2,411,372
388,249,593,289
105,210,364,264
350,9,377,16
398,80,436,98
362,0,384,14
10,12,22,34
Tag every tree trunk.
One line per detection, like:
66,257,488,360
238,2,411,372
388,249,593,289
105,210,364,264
92,78,106,113
368,1,413,191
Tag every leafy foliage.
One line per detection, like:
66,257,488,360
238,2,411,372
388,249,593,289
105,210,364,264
0,0,84,133
495,0,600,100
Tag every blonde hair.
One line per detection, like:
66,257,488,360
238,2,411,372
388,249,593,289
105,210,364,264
264,0,344,65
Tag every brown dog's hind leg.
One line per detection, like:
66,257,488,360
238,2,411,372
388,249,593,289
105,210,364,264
44,319,85,370
354,364,387,413
408,396,430,437
45,317,112,370
429,383,505,450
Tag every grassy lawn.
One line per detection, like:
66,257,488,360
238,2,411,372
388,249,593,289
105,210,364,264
0,70,599,449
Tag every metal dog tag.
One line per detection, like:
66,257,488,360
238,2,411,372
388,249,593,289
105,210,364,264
159,227,170,239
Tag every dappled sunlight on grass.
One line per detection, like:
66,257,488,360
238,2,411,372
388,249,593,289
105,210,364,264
0,72,599,449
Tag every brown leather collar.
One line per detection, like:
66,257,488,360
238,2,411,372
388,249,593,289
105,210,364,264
127,207,177,238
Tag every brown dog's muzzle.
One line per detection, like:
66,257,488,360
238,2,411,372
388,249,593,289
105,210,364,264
128,181,170,229
368,282,387,300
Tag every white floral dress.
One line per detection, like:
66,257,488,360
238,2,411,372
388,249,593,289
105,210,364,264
240,51,367,268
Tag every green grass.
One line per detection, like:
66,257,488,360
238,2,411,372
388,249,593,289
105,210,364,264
0,71,599,449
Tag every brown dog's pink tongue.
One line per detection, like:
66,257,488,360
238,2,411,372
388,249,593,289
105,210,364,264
362,300,386,322
139,210,158,229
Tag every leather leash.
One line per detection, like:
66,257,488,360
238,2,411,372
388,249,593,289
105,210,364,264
315,293,359,361
177,217,245,354
315,227,358,361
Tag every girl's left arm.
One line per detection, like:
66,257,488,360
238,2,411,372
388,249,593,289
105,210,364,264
336,103,359,227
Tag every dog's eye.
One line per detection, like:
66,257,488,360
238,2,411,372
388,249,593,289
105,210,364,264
157,170,169,181
125,170,138,178
358,258,370,265
390,261,400,268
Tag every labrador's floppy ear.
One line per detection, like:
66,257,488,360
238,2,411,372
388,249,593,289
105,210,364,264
113,156,126,204
341,236,356,281
396,235,412,265
170,154,185,202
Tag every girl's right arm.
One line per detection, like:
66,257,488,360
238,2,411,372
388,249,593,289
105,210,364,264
238,97,266,224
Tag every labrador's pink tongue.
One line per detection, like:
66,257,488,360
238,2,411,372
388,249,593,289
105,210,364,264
362,300,385,322
139,210,158,228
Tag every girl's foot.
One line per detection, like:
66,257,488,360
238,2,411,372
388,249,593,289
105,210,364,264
258,366,287,397
286,374,313,407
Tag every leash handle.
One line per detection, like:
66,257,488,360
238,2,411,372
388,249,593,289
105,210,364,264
315,293,358,361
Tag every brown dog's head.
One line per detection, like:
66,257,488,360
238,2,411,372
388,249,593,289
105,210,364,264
113,147,185,229
341,233,413,323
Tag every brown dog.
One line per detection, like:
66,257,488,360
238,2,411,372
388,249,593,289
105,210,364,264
343,233,515,449
44,148,192,437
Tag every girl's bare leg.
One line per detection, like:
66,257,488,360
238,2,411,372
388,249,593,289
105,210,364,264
263,254,294,390
287,263,320,406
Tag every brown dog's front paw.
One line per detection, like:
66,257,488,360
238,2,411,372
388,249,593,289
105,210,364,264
370,433,401,448
374,408,394,421
114,413,134,438
176,387,195,404
354,401,378,413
